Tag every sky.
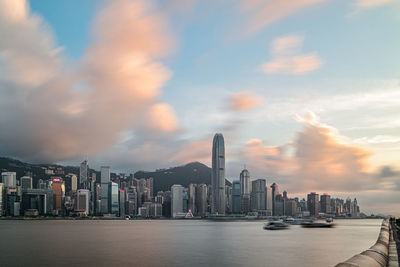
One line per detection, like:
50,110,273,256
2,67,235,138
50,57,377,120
0,0,399,215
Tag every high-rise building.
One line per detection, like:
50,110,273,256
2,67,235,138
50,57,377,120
20,176,32,191
125,187,138,216
266,186,272,215
225,185,232,213
65,174,78,194
240,169,251,214
231,181,241,214
119,189,125,217
307,192,319,216
1,172,16,188
51,178,64,213
100,166,110,214
109,182,119,215
285,199,297,216
274,194,284,216
320,193,331,214
171,184,184,218
251,179,266,211
188,184,196,215
76,189,90,214
270,183,279,216
162,191,172,217
195,184,208,217
211,133,226,214
146,177,154,199
79,160,89,188
21,188,53,215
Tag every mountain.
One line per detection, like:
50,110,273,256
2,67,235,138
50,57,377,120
0,157,231,193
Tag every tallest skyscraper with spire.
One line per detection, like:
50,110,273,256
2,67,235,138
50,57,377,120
211,133,226,214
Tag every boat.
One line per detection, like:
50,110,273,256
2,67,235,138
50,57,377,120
301,221,334,228
326,218,333,223
284,217,295,223
263,221,290,230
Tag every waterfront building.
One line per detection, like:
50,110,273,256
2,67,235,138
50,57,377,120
146,177,154,200
270,183,279,216
240,169,251,214
266,186,273,215
225,185,232,213
20,176,32,191
251,179,266,212
211,133,226,214
119,189,125,217
101,166,110,214
21,188,53,215
125,187,138,216
274,194,285,216
76,189,90,214
285,199,297,216
51,178,64,214
188,184,196,215
79,160,89,189
171,184,184,218
162,190,172,217
307,192,319,216
231,181,241,214
5,187,18,216
109,182,119,215
195,184,208,217
320,193,331,214
150,203,162,218
183,188,189,212
1,172,16,188
64,174,77,195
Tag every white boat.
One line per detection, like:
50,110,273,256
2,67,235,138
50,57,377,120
263,221,290,230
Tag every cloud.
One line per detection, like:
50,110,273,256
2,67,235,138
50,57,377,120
355,0,398,8
228,91,263,111
237,112,381,192
235,0,327,36
0,0,178,162
354,135,400,144
260,35,323,75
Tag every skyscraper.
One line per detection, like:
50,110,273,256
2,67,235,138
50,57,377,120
20,176,33,190
79,160,89,188
195,184,208,217
320,193,331,214
307,192,319,216
1,172,16,188
231,181,241,214
240,169,251,214
76,189,90,214
101,166,110,214
171,184,183,218
0,183,3,216
211,133,226,214
51,178,64,214
109,182,119,215
251,179,266,211
270,183,279,216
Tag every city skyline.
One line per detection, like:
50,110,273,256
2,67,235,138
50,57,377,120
0,0,399,216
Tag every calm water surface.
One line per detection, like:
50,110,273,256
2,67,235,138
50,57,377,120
0,219,382,267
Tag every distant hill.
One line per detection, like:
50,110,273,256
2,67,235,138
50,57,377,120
135,162,231,193
0,157,231,193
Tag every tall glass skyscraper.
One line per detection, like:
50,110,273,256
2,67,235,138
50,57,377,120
211,133,226,214
79,160,89,188
100,166,110,214
240,169,251,213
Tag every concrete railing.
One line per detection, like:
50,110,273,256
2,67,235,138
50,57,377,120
336,219,391,267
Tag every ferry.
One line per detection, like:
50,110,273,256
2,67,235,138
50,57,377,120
263,221,290,230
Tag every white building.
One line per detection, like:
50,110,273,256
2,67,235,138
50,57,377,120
1,172,16,187
20,176,33,190
171,184,184,218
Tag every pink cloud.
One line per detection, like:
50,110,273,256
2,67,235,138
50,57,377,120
236,0,327,36
261,34,323,75
0,0,178,162
355,0,398,8
229,91,263,111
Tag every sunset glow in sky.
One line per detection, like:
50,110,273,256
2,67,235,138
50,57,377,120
0,0,399,215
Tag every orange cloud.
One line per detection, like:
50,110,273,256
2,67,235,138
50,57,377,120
0,0,178,162
229,91,263,111
261,34,323,75
240,113,374,192
236,0,326,36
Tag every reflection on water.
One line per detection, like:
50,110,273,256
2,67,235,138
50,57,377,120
0,219,382,267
